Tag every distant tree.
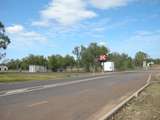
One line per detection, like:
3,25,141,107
7,54,75,72
63,55,75,70
18,55,47,70
20,58,28,70
154,58,160,64
7,55,47,70
80,43,109,72
7,59,21,70
134,51,148,67
25,54,47,66
47,54,67,71
108,52,134,70
72,46,81,72
0,21,10,59
48,55,58,71
55,55,65,69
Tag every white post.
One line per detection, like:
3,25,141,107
102,62,104,74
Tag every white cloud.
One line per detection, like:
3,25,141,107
32,20,49,27
6,25,24,33
32,0,137,27
99,41,107,46
90,0,134,9
32,0,96,26
6,25,48,49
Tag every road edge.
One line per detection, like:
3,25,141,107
98,73,152,120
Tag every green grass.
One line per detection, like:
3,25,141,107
0,72,86,83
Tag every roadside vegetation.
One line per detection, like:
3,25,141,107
111,74,160,120
0,72,90,83
3,44,159,72
3,45,159,73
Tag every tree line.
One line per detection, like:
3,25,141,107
6,54,75,72
4,42,157,72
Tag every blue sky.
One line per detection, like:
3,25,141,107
1,0,160,60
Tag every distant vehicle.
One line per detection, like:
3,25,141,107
103,62,115,72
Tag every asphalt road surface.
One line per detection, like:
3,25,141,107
0,71,152,120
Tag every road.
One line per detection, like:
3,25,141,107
0,71,152,120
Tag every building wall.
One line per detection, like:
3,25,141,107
103,62,115,72
0,66,8,71
29,65,47,72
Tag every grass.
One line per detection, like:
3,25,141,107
0,72,88,83
112,74,160,120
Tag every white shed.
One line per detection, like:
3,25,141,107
29,65,47,72
0,65,8,71
103,62,115,72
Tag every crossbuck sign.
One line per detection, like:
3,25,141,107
98,54,108,62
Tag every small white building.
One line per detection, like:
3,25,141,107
103,61,115,72
29,65,47,73
143,61,154,70
147,61,154,67
0,65,8,71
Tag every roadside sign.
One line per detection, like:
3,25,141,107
98,54,108,62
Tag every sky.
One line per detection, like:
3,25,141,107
0,0,160,60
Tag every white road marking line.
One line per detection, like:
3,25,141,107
43,75,110,88
3,89,27,96
0,75,110,97
27,101,48,107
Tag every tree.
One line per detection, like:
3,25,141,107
55,55,65,69
134,51,148,67
23,54,47,66
80,43,109,72
48,55,58,71
63,55,75,70
20,58,28,70
72,46,81,72
0,21,10,59
108,52,134,70
7,59,21,70
154,58,160,64
47,54,67,72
